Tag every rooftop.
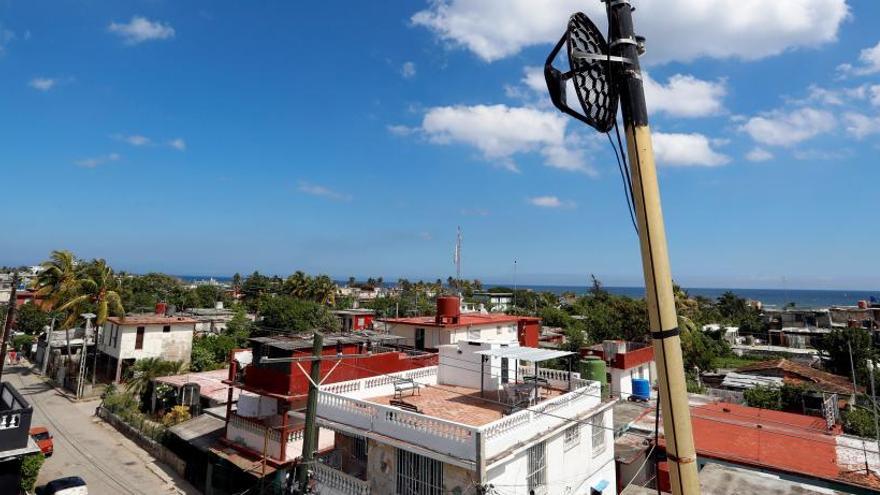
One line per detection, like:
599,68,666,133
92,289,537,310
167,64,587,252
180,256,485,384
154,368,240,404
735,358,859,395
106,314,198,326
366,384,566,427
249,331,404,351
379,313,534,329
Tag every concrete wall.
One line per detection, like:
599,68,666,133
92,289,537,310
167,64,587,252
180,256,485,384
367,439,397,495
611,363,651,399
99,323,194,363
486,408,616,494
437,341,518,392
385,323,517,349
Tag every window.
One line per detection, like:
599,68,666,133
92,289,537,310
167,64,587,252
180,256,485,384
526,441,546,494
110,325,118,348
467,327,480,340
135,327,145,350
396,449,442,495
591,413,606,455
163,325,171,333
563,424,580,450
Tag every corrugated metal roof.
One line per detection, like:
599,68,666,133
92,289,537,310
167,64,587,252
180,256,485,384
721,372,783,390
474,347,574,362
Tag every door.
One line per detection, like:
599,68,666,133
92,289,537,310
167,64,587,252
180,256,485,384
501,357,509,384
135,326,145,350
415,328,425,351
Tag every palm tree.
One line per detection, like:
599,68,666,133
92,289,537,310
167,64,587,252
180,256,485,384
286,271,310,299
311,275,336,306
126,357,186,398
32,250,80,309
57,259,125,328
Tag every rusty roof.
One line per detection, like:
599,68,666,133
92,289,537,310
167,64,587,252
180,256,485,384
735,359,859,395
106,314,198,325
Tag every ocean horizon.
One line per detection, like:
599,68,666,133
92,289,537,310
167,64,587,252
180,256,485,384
178,275,877,309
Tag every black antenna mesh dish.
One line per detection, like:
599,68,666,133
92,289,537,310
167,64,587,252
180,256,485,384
566,13,618,133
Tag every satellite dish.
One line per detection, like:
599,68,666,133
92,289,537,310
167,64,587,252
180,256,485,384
544,12,620,133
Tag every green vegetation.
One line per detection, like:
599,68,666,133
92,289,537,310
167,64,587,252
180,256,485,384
843,406,878,438
744,385,781,410
13,303,54,335
815,327,877,385
191,308,254,371
710,355,765,369
125,357,187,398
20,453,45,492
101,385,166,442
161,405,192,427
259,295,339,332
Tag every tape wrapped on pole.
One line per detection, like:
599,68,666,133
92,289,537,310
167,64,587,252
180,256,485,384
650,327,681,340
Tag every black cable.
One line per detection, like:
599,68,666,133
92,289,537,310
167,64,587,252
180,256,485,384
655,396,661,495
607,130,638,235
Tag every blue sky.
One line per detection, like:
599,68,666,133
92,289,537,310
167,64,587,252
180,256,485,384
1,0,879,289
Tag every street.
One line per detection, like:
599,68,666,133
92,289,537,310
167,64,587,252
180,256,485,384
6,362,199,495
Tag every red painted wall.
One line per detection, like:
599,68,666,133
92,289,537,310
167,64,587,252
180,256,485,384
518,318,540,347
243,350,438,398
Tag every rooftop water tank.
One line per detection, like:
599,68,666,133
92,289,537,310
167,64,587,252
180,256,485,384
632,378,651,401
436,296,461,324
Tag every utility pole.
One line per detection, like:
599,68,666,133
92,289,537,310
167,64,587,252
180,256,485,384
295,332,324,494
0,273,20,381
608,3,699,492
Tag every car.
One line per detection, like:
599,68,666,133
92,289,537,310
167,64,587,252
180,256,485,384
37,476,87,495
29,426,53,456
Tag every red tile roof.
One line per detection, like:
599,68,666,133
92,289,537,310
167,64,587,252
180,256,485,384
379,313,536,329
660,402,841,481
735,359,859,395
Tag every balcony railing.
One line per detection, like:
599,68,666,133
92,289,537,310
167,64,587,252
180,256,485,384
0,382,33,450
516,365,586,389
319,366,438,399
316,367,602,463
312,461,371,495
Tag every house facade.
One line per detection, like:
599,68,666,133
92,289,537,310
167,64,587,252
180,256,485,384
96,307,197,382
379,296,541,350
310,342,616,495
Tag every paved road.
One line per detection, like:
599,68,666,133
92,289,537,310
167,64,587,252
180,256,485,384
6,362,199,495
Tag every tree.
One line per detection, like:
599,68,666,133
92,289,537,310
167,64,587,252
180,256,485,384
14,303,51,335
20,453,44,493
32,250,81,309
816,327,876,384
57,259,125,327
843,407,878,438
120,272,183,312
125,358,186,398
259,295,340,332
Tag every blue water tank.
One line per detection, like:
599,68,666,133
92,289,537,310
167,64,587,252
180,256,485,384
632,378,650,401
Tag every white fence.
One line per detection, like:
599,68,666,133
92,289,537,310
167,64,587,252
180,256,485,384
316,367,602,463
312,461,371,495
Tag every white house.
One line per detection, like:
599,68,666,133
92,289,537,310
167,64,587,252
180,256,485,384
379,296,541,350
97,309,197,382
584,341,655,400
310,341,616,495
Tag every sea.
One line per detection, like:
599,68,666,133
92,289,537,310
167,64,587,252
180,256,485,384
179,275,877,310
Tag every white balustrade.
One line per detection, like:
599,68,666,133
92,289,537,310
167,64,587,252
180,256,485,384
320,366,438,400
312,462,371,495
0,413,21,430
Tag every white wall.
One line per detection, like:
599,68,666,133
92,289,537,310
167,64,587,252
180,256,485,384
99,323,194,363
611,363,652,398
437,342,518,392
385,323,517,349
486,409,616,494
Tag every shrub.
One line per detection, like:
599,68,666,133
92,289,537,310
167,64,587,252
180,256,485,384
162,405,192,427
843,407,877,438
743,385,782,410
20,453,44,492
12,334,35,353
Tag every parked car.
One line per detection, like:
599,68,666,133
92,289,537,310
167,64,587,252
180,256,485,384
29,426,53,456
37,476,87,495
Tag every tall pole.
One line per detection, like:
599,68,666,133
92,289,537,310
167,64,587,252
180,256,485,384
0,274,20,381
608,3,699,493
295,331,324,494
513,259,517,310
868,360,880,466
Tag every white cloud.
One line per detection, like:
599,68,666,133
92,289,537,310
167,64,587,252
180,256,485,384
740,107,835,146
412,0,848,64
401,61,416,79
871,86,880,107
28,77,56,92
75,153,120,168
125,135,151,146
843,112,880,139
643,73,726,117
527,195,574,208
0,27,14,55
838,41,880,76
168,138,186,151
108,16,175,45
418,104,594,174
745,147,774,162
297,181,352,202
387,124,417,136
651,132,729,167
